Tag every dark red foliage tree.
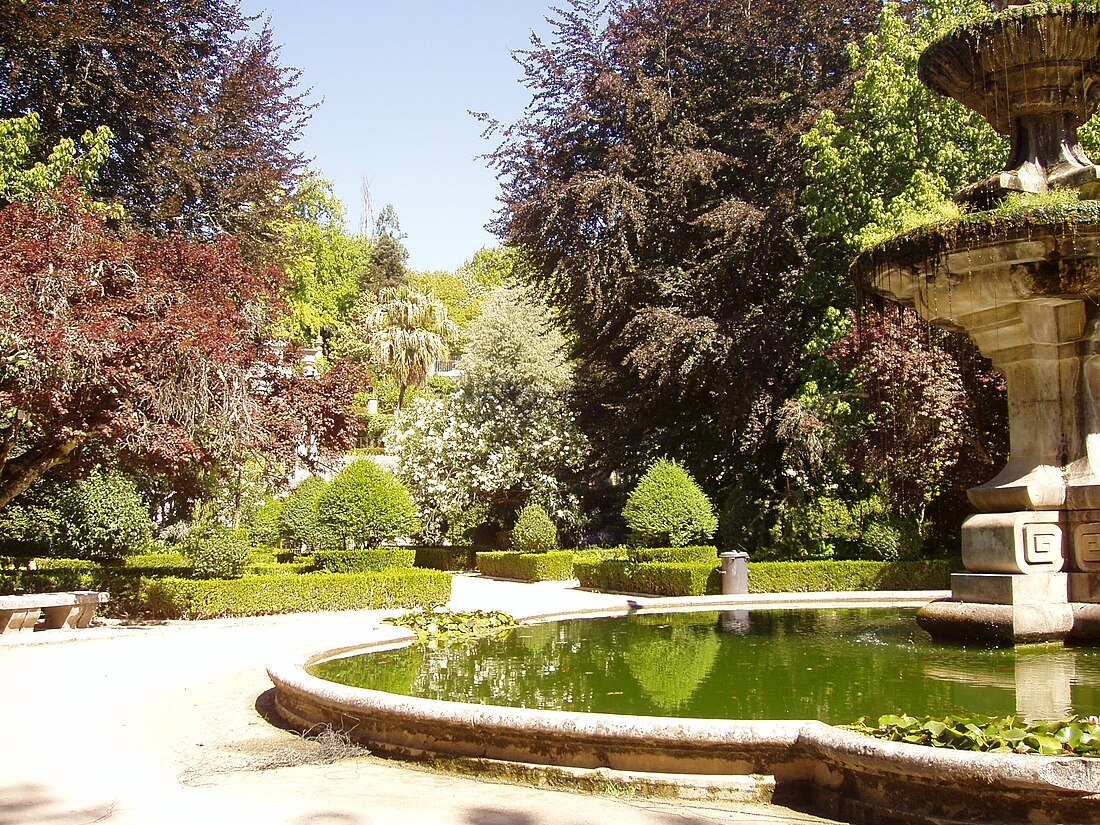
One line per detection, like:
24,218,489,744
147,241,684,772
0,185,359,510
830,307,1008,525
486,0,877,492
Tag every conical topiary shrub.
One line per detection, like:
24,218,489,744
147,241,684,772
622,459,717,548
510,501,559,553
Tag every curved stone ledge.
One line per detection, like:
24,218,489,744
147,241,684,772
267,596,1100,824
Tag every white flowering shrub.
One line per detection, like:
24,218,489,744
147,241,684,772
389,286,590,541
388,383,587,540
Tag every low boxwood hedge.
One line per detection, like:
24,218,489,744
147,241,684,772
0,559,176,616
311,547,416,573
477,550,576,582
124,552,192,569
625,546,718,563
574,558,719,596
144,568,452,620
575,557,955,596
747,559,955,593
413,545,479,571
247,561,315,576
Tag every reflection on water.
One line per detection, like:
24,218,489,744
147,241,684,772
922,646,1081,721
310,608,1100,725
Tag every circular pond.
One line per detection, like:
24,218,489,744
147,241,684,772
308,607,1100,724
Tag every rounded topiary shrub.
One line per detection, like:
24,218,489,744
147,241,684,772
510,502,559,553
179,525,251,579
246,496,284,547
53,469,155,563
316,460,420,549
279,476,338,551
622,459,718,548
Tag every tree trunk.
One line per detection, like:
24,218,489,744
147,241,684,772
0,429,102,510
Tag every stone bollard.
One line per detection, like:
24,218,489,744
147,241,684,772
719,551,749,595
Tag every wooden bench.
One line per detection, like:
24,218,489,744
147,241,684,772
0,591,109,634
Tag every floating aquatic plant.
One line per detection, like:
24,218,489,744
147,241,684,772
847,712,1100,757
383,607,518,643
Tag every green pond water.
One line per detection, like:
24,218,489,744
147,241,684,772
309,608,1100,724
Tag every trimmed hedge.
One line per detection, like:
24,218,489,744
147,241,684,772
247,562,314,576
125,553,192,569
0,559,172,616
311,547,416,573
477,550,576,582
144,568,451,620
624,546,717,564
747,559,955,593
574,558,719,596
0,558,97,593
413,545,479,571
574,557,956,596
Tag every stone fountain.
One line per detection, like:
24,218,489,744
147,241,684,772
854,1,1100,643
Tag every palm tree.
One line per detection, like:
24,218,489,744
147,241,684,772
366,286,458,409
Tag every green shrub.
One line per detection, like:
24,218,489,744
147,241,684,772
0,494,61,556
510,502,559,553
245,497,284,547
0,558,96,593
316,460,420,549
179,526,251,580
143,568,451,620
622,459,717,547
0,560,167,617
746,559,955,593
412,545,479,571
767,495,860,560
52,470,155,562
858,518,923,561
247,562,314,576
248,546,280,564
279,476,337,551
632,562,719,596
477,550,575,581
312,547,416,573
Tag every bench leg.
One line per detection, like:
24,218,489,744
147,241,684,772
67,603,99,629
40,604,74,630
2,607,42,632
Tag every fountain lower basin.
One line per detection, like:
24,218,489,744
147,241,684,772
267,594,1100,824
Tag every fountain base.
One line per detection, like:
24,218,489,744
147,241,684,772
917,598,1074,644
919,571,1100,644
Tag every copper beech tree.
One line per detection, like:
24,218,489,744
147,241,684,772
0,184,360,510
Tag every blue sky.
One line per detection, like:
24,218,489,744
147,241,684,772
238,0,559,272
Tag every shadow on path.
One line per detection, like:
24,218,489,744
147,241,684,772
0,783,114,825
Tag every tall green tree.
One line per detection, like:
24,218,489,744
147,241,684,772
794,0,1016,542
487,0,878,497
801,0,1004,252
363,204,410,292
0,0,311,252
274,175,372,345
